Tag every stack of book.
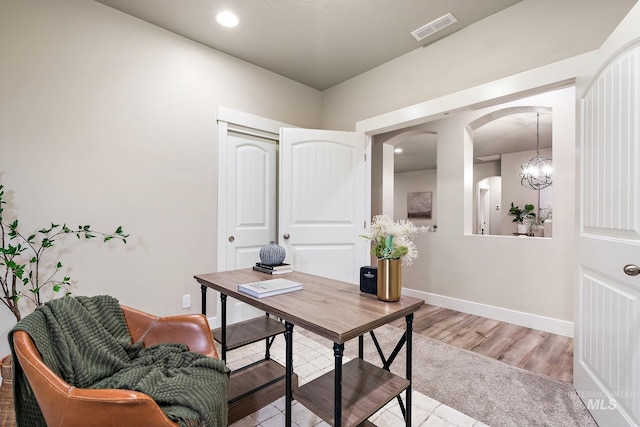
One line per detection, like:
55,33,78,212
238,278,302,298
252,262,293,275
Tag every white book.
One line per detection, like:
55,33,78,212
238,278,303,298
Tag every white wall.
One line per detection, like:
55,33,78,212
375,86,576,335
317,0,633,335
0,0,321,355
394,169,437,228
321,0,634,131
1,0,634,357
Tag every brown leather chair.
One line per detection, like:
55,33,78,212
12,305,221,427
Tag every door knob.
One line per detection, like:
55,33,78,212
283,233,290,240
623,264,640,276
228,235,235,242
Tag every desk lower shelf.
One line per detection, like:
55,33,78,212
228,359,298,424
293,358,410,427
212,316,285,350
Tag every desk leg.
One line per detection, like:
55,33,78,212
285,321,294,427
334,342,344,427
220,294,227,361
200,284,207,315
405,313,413,426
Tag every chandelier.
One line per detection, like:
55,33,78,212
520,112,552,190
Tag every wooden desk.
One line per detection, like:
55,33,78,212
195,269,424,427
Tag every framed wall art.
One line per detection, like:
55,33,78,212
407,191,432,219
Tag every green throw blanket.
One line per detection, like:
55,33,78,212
9,295,230,427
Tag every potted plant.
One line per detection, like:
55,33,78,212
1,184,128,322
508,203,536,234
1,183,129,391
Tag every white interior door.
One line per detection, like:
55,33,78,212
279,128,369,284
220,130,277,324
224,131,277,269
216,108,285,326
575,4,640,426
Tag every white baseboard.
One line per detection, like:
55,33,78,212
207,316,217,329
208,292,574,338
402,288,574,338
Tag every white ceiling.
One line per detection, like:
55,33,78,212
94,0,523,91
91,0,632,174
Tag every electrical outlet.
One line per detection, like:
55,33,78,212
182,294,191,309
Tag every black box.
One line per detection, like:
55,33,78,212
360,266,377,294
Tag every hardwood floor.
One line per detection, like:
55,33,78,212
390,304,574,383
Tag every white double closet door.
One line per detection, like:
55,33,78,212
216,108,369,324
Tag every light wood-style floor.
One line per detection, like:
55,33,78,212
390,304,574,383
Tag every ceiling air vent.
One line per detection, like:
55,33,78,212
477,155,501,162
411,13,457,42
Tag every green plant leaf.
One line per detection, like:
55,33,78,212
1,184,130,321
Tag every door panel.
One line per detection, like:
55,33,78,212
279,128,368,284
226,132,277,269
576,6,640,424
581,267,639,411
219,130,277,325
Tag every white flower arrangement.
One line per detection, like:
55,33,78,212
360,215,426,266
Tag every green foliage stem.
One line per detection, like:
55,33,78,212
0,184,129,321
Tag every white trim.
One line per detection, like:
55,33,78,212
226,123,279,141
355,52,594,136
217,106,295,134
403,288,574,337
216,119,229,272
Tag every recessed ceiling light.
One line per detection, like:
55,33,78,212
216,11,238,28
394,148,403,153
